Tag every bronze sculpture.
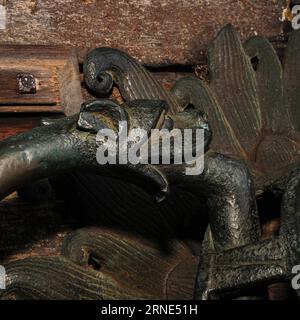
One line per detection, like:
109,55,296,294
1,24,300,299
0,86,258,299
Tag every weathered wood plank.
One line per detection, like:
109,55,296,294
0,115,41,140
0,68,57,105
0,0,288,66
0,45,83,115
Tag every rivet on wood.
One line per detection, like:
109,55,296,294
17,74,37,94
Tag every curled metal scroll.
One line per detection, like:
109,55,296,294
84,48,183,114
1,25,300,299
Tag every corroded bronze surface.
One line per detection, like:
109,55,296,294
2,25,300,300
195,167,300,299
0,62,259,299
2,228,198,300
173,25,300,186
84,48,183,114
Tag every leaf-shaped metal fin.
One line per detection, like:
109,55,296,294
244,36,290,134
1,228,194,300
84,48,182,114
2,256,151,300
255,135,299,173
61,228,191,296
283,30,300,132
171,77,245,158
208,24,262,159
244,36,300,173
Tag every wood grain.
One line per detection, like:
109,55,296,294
0,46,83,115
0,0,288,66
0,68,57,106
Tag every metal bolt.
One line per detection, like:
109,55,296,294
17,74,37,94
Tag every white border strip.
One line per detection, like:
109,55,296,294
0,5,6,30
